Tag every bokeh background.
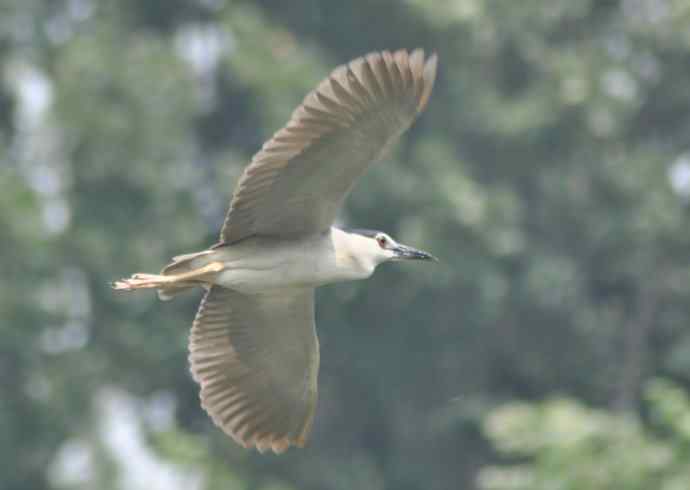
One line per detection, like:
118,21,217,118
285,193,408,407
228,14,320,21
3,1,690,489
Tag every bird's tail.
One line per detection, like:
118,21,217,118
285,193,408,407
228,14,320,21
156,283,194,301
157,250,218,300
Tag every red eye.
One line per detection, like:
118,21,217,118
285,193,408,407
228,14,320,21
377,236,387,248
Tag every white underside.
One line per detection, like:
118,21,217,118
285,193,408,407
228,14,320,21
193,228,377,294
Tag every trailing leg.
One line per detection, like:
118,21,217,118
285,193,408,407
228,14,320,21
113,262,225,295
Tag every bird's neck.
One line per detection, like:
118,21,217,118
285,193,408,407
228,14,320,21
330,228,377,280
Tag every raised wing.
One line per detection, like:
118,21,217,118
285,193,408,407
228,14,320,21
220,49,437,243
188,286,319,453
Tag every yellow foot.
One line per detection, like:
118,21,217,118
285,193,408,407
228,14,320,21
112,273,172,291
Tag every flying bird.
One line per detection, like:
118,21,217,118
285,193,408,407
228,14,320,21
114,49,438,453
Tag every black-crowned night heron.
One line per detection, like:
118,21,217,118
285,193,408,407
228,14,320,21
114,49,437,453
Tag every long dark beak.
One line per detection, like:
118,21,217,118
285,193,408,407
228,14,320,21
392,243,438,262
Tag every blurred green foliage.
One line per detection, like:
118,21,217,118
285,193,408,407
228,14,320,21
480,379,690,490
2,0,690,489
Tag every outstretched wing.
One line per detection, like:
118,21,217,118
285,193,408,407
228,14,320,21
220,49,437,243
188,286,319,453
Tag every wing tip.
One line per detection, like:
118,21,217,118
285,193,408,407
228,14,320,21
211,405,314,454
232,430,306,454
359,48,438,112
419,50,438,112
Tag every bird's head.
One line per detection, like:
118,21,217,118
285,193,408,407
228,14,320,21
346,229,437,267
